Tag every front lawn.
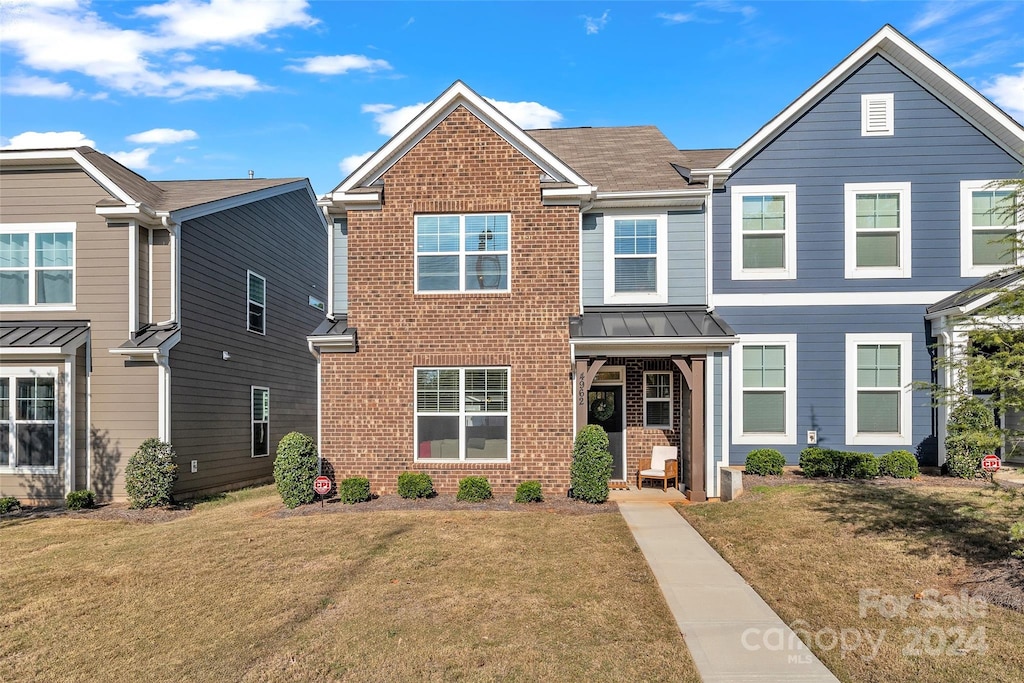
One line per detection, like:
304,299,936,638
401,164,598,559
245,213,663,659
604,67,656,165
0,487,699,682
679,479,1024,683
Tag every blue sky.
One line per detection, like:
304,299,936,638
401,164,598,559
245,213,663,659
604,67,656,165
2,0,1022,195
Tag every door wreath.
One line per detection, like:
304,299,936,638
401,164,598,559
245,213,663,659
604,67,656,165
590,394,615,421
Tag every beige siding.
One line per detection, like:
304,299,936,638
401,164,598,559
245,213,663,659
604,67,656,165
138,226,150,324
0,168,159,502
151,228,172,322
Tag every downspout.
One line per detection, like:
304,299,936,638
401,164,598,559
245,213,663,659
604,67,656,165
158,214,180,324
705,174,714,309
128,221,138,335
322,206,335,318
156,353,171,442
85,335,92,493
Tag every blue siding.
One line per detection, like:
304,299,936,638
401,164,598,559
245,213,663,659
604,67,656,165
333,217,348,313
713,351,723,465
713,55,1021,295
720,304,938,465
582,210,706,306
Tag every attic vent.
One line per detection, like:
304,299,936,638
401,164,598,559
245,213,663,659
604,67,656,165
107,222,130,228
861,93,894,136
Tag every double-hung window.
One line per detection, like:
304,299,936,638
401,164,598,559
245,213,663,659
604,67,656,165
0,223,75,307
415,214,509,293
733,335,797,444
252,386,270,457
415,368,509,461
603,213,668,303
247,271,266,334
960,180,1019,276
844,182,911,278
731,186,796,280
1,370,58,470
643,372,672,429
845,334,912,445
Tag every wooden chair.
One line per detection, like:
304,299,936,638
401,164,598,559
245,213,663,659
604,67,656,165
637,446,679,491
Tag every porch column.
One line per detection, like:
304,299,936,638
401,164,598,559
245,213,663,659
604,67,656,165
574,358,606,434
673,356,706,502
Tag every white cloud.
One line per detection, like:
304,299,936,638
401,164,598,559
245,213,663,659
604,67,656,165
1,130,95,149
288,54,392,75
126,128,198,144
109,147,157,170
0,74,76,98
583,10,609,35
362,97,563,137
696,1,757,21
339,151,373,175
0,0,315,99
909,0,978,32
657,13,697,25
982,64,1024,122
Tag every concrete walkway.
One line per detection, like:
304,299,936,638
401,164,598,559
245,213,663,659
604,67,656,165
618,501,839,683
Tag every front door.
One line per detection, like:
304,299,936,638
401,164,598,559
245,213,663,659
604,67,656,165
588,386,625,480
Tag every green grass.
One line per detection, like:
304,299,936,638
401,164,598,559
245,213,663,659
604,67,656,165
679,481,1024,683
1,486,699,682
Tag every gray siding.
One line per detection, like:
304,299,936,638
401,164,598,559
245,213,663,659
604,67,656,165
582,210,706,306
713,55,1022,295
171,188,327,497
720,304,937,465
332,217,348,313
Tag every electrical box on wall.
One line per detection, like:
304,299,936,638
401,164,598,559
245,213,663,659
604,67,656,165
807,430,817,445
191,460,198,473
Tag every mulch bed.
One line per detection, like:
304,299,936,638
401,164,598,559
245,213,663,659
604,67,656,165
278,493,619,517
0,503,193,524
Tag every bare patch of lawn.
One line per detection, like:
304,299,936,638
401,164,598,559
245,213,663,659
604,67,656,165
678,481,1024,683
0,486,699,682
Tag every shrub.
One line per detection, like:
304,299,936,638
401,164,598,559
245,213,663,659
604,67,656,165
879,450,919,479
125,438,178,509
799,447,878,479
456,476,492,502
397,472,434,499
339,477,371,504
0,496,20,514
273,431,319,509
514,481,543,503
570,424,613,503
745,448,786,476
65,489,95,510
945,398,1001,479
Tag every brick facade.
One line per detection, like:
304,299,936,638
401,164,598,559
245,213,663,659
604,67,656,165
321,106,580,494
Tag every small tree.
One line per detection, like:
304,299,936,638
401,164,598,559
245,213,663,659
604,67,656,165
125,438,178,509
570,425,612,503
273,432,319,508
945,397,1002,478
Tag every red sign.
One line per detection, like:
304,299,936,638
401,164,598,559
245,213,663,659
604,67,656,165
982,454,1001,473
313,476,332,495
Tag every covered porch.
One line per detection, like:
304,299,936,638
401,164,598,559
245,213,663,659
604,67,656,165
570,306,736,501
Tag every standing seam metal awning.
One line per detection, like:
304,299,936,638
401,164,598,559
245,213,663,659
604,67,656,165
569,307,736,341
0,321,90,354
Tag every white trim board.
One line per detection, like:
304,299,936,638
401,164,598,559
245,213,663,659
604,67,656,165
714,291,957,307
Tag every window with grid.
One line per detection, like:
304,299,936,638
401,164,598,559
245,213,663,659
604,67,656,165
415,214,509,292
970,189,1016,266
613,219,658,293
731,186,795,279
0,374,57,469
855,344,901,433
742,345,787,434
415,368,509,461
844,183,911,278
644,372,672,428
0,224,75,307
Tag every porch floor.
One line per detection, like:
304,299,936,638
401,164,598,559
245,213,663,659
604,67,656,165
609,485,687,502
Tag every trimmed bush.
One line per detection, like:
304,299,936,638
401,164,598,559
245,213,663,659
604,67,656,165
570,424,613,503
0,496,20,514
273,431,319,509
799,447,878,479
745,448,786,476
339,477,371,504
514,481,543,503
456,476,492,502
397,472,434,499
945,398,1001,479
65,489,95,510
879,450,919,479
125,438,178,509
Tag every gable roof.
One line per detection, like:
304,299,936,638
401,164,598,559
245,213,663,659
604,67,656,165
719,24,1024,171
526,126,706,192
327,80,594,207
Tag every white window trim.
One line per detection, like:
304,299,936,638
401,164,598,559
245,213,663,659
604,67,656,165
643,371,673,429
861,93,894,136
247,270,266,335
844,182,912,279
0,366,59,474
845,333,913,446
0,222,76,311
413,367,511,463
730,185,797,281
251,386,270,457
732,334,797,445
960,179,1021,277
602,211,669,304
414,213,511,294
